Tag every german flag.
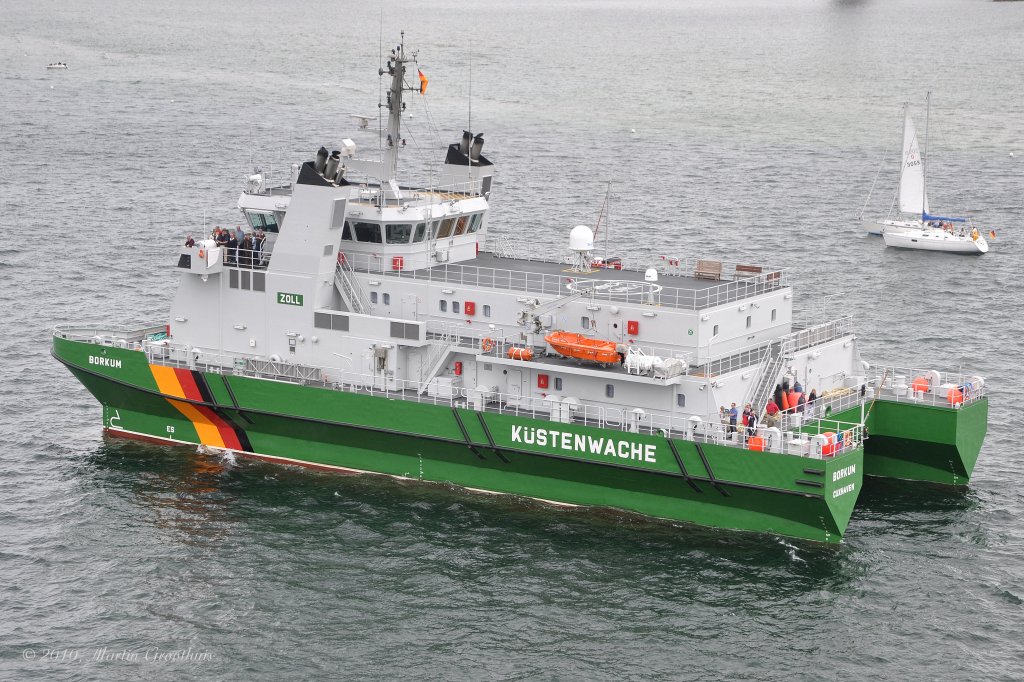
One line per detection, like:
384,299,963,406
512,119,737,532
418,69,428,95
150,365,252,451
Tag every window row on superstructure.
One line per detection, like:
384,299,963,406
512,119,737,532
341,213,484,245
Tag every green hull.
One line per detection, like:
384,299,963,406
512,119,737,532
832,399,988,485
53,337,863,544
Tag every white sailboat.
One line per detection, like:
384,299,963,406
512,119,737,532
883,93,989,254
860,101,929,236
864,94,990,254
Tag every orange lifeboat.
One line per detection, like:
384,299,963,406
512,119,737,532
544,331,620,365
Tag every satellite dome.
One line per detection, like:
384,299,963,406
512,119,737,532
569,225,595,252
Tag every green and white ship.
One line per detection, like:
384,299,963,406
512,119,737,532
52,38,988,544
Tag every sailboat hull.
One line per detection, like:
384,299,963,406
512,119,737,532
863,219,920,236
882,228,988,254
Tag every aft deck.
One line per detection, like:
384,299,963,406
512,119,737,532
348,251,789,311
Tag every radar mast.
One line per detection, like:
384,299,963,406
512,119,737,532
380,31,417,184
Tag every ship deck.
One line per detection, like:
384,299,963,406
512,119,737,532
369,252,788,311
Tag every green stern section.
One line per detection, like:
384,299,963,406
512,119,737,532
833,399,988,485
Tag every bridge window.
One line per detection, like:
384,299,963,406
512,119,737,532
386,223,413,244
454,216,469,236
468,214,483,233
482,304,491,317
370,291,378,304
439,300,447,312
342,221,353,241
452,301,460,314
428,220,440,240
245,211,280,234
677,393,686,407
554,377,563,391
383,293,390,305
353,222,382,243
413,222,426,243
437,217,456,239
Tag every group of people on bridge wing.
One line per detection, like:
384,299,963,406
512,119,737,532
720,379,819,444
185,226,267,268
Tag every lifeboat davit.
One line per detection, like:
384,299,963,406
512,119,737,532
544,331,620,365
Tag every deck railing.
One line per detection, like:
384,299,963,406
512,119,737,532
785,316,855,354
345,252,789,311
54,326,864,459
869,366,987,408
772,364,987,431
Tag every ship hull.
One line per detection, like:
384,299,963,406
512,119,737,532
832,399,988,485
54,336,863,544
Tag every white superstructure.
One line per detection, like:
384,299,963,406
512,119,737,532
164,36,872,452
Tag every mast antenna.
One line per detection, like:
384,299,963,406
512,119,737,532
592,182,612,258
377,11,384,163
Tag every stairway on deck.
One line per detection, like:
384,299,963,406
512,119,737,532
334,259,371,314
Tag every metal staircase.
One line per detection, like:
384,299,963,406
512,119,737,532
418,338,454,394
748,340,785,417
334,255,371,314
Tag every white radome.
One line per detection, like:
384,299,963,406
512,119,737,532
569,225,595,251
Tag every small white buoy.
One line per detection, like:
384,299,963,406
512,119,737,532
170,99,174,102
630,128,636,133
1011,152,1015,158
50,85,54,89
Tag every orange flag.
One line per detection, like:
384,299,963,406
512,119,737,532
418,69,428,95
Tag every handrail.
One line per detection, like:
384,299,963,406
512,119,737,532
335,257,371,314
54,326,866,458
344,252,789,311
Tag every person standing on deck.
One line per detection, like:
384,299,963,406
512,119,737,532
253,229,265,266
215,227,229,262
728,403,738,438
239,233,253,268
226,228,238,265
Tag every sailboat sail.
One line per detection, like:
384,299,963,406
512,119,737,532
898,109,929,215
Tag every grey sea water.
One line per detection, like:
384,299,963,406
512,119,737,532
2,0,1023,679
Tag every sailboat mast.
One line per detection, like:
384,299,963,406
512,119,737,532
922,91,930,218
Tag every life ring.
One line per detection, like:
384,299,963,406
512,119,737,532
481,337,495,353
198,249,205,259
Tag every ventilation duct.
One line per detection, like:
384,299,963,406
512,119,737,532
314,146,329,174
